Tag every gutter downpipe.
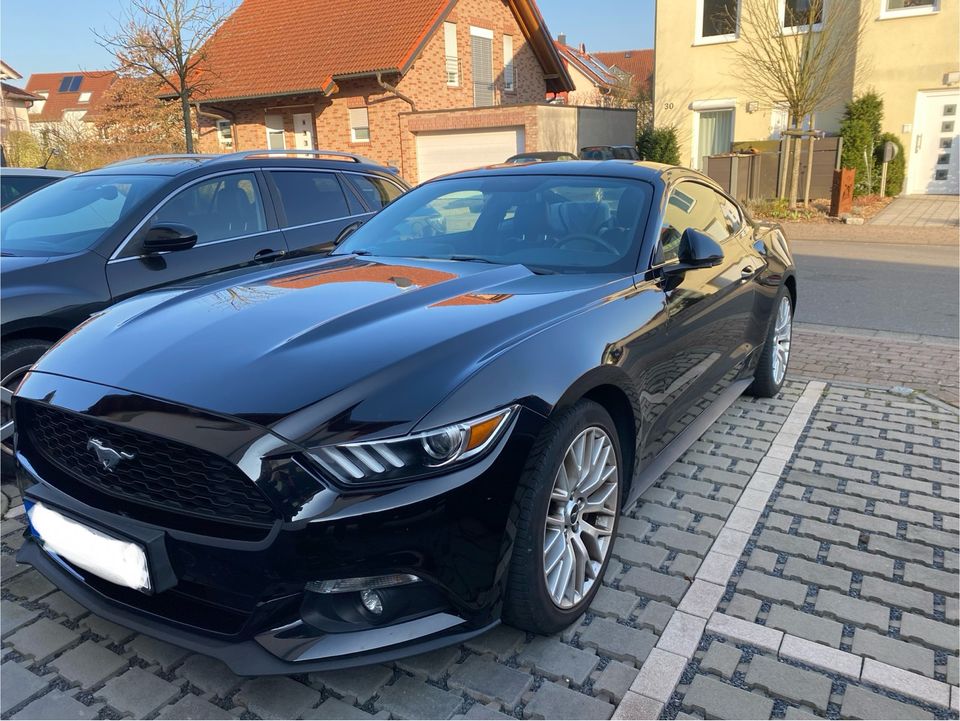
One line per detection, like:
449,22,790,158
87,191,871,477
194,102,239,150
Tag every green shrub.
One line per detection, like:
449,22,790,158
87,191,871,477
2,131,46,168
840,92,884,196
637,126,681,165
873,132,905,196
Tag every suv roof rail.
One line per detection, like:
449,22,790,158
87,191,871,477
217,149,374,164
105,154,216,167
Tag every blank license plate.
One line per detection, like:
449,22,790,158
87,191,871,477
27,502,151,592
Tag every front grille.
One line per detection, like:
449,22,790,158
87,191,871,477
22,402,277,526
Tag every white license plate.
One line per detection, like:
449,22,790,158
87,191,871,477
27,502,151,592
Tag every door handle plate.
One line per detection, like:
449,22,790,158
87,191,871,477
254,249,285,262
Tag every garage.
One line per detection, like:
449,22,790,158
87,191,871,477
416,127,525,181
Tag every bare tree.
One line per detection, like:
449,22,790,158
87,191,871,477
730,0,867,207
95,0,233,153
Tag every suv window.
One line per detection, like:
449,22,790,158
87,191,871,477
345,174,403,211
271,171,350,227
612,147,640,160
658,182,735,264
150,173,266,246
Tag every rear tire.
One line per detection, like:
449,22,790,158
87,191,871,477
747,288,793,398
503,400,622,634
2,339,52,480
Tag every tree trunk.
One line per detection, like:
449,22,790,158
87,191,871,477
788,120,802,209
180,90,193,153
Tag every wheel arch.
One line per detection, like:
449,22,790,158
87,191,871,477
2,325,67,346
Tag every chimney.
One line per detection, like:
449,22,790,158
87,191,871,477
579,42,587,54
558,33,567,46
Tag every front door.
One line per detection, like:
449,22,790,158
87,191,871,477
640,180,754,462
106,171,288,300
908,89,960,195
293,113,315,150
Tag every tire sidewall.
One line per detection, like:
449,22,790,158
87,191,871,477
518,401,623,630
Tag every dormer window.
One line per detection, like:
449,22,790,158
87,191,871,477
58,75,83,92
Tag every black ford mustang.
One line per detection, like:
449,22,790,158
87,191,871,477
13,161,796,674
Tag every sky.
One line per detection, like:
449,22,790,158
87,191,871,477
0,0,655,81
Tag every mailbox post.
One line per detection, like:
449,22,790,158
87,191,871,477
880,140,899,197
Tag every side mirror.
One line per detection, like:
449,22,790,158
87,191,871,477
143,224,198,253
664,228,724,275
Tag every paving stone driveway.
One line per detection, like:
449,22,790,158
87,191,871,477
1,379,957,720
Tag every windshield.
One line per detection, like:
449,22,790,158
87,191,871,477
0,174,165,256
334,175,653,274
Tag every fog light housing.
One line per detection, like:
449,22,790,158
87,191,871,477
360,589,384,615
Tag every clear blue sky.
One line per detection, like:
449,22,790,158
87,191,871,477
0,0,655,80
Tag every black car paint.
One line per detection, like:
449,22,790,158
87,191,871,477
13,161,795,674
0,157,409,342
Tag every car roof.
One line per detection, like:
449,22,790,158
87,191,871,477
0,167,73,178
79,150,403,179
429,159,684,185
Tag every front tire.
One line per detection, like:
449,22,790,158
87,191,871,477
503,400,622,634
747,289,793,398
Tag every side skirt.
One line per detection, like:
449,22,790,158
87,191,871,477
625,378,752,510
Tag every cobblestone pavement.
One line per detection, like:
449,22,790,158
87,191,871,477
870,196,960,228
1,379,958,720
791,324,959,407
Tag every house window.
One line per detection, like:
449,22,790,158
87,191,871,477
265,114,285,150
781,0,824,31
349,107,370,143
444,22,459,87
696,108,735,169
880,0,937,18
696,0,739,43
471,26,495,107
503,35,515,92
58,75,83,92
78,92,92,103
217,120,234,148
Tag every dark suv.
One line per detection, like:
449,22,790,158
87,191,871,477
1,150,409,468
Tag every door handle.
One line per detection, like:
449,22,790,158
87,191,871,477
253,248,285,263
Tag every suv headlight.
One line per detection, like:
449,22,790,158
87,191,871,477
309,406,516,486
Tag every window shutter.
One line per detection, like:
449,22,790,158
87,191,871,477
503,36,514,92
444,22,459,86
349,107,370,142
471,31,494,107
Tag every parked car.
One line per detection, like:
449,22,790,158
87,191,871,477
0,149,408,472
12,161,796,674
0,168,72,208
580,145,641,161
505,151,580,164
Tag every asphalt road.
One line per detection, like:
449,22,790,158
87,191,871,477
791,240,960,338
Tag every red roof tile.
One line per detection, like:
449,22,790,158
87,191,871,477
1,82,42,102
555,42,620,90
194,0,571,102
24,71,117,123
593,49,653,93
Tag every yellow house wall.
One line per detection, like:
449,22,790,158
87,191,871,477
654,0,959,177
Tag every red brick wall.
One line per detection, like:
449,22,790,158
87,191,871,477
197,0,548,182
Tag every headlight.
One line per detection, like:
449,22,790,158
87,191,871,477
309,406,516,486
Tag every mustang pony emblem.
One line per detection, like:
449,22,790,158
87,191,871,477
87,438,135,471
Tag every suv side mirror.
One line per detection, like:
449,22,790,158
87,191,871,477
664,228,724,275
143,224,198,253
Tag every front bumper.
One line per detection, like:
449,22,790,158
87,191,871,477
13,374,545,674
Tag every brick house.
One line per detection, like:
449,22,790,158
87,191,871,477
193,0,590,182
23,71,117,140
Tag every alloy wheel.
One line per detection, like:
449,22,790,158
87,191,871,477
0,366,31,457
542,426,619,609
772,296,792,386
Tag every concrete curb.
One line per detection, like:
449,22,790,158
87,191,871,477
784,224,958,246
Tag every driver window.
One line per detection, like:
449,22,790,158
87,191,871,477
147,173,266,248
658,182,732,264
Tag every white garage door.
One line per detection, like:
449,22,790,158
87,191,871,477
416,127,525,182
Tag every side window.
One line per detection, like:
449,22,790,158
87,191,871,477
658,182,733,263
271,171,350,227
346,174,403,211
149,173,265,246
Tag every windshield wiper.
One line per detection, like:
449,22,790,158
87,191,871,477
446,255,499,265
0,251,16,257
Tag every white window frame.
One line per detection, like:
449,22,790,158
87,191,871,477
503,35,515,92
349,107,370,143
444,22,460,87
265,114,285,150
689,99,737,170
694,0,741,45
878,0,939,19
77,91,92,103
470,26,494,40
216,119,234,148
778,0,825,34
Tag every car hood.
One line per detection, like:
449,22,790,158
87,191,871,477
0,254,51,274
31,255,623,434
